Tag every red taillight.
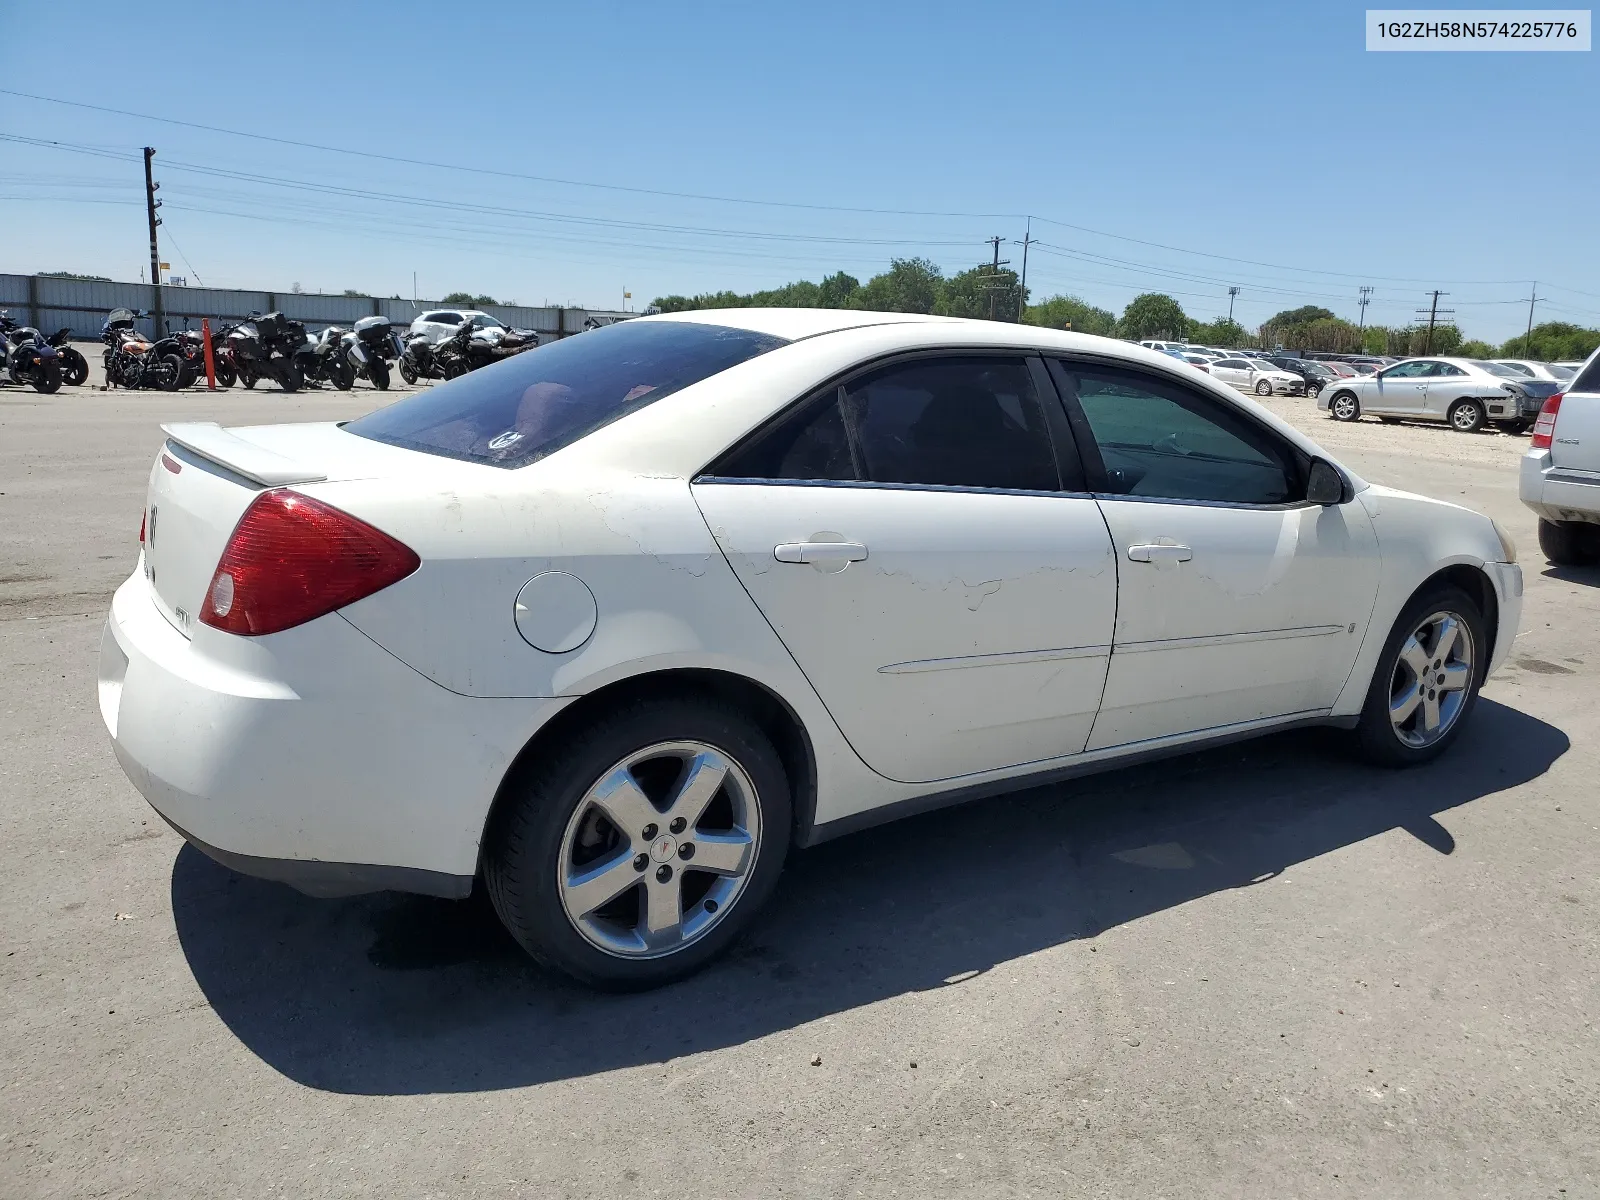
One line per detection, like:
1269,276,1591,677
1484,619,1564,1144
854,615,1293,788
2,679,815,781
139,510,146,545
199,491,419,636
1530,393,1564,449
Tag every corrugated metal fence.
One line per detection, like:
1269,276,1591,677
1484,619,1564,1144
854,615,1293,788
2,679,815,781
0,274,633,343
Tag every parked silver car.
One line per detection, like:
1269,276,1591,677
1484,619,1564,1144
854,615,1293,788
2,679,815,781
1318,357,1549,433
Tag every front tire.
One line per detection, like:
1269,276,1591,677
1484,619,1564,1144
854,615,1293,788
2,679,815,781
1537,518,1600,566
1255,378,1273,396
484,694,792,990
332,355,356,390
1329,391,1360,421
1448,400,1485,433
399,360,418,386
30,360,63,394
1353,584,1486,766
368,358,391,390
60,348,89,387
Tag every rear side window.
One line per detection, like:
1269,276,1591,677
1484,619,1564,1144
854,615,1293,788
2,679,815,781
1573,354,1600,395
348,321,788,468
713,356,1063,492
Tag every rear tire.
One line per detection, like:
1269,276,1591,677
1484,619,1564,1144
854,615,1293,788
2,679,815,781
1537,518,1600,566
332,356,356,391
276,362,302,393
30,360,63,394
1352,583,1486,767
484,694,792,990
1329,391,1359,421
156,353,184,391
1448,399,1485,433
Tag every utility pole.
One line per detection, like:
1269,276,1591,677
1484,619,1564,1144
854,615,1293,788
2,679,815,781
982,235,1010,321
1227,286,1240,323
143,147,163,335
1523,282,1540,357
1357,285,1373,333
1415,290,1453,355
1014,218,1037,324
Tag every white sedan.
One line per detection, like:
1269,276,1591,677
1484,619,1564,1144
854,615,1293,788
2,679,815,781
1208,355,1305,396
100,311,1522,988
408,308,508,344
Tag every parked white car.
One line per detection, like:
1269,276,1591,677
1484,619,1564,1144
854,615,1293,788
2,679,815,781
408,308,508,344
1495,359,1577,384
1521,348,1600,563
1319,356,1548,432
1209,355,1304,396
101,311,1521,988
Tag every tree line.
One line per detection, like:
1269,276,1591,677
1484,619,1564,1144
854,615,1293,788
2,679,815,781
653,259,1600,361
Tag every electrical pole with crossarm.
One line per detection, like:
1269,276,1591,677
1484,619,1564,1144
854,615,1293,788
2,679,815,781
1416,290,1452,355
143,147,164,335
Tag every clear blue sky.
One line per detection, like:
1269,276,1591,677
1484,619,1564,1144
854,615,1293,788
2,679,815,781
3,0,1596,340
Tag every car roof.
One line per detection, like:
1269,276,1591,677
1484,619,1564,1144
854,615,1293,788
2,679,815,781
647,307,955,341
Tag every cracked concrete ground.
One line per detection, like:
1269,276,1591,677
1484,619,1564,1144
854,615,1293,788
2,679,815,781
1,376,1595,1198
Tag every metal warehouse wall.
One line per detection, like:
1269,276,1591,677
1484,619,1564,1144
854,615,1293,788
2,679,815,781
0,274,631,342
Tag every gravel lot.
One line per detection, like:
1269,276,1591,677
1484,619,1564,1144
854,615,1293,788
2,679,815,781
1,374,1596,1198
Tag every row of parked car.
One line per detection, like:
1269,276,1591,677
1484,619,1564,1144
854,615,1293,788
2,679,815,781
1138,339,1584,435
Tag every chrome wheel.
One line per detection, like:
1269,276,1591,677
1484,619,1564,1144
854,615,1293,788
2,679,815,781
1450,401,1484,432
1330,393,1358,420
1388,610,1475,748
557,741,761,959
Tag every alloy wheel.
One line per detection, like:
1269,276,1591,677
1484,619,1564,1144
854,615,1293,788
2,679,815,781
1331,394,1357,420
557,741,761,959
1388,610,1474,748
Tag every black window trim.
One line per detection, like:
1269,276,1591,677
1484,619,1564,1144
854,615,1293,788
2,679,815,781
696,347,1090,498
1044,354,1317,512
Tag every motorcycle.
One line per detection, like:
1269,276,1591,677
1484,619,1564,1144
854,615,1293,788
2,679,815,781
101,308,177,390
228,312,312,392
304,326,356,390
343,315,402,390
1,310,65,394
434,317,538,378
398,330,441,385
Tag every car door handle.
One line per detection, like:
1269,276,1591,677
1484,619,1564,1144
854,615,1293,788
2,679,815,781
774,541,868,564
1127,543,1192,563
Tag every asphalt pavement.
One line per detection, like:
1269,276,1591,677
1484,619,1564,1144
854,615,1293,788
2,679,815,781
1,377,1595,1198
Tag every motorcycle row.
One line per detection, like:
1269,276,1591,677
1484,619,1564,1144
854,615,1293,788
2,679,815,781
90,308,536,393
1,305,540,394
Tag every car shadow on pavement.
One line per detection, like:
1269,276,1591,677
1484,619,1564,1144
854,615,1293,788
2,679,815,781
170,697,1566,1095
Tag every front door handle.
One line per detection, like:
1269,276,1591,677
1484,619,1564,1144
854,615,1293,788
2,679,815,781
774,540,868,564
1127,543,1193,564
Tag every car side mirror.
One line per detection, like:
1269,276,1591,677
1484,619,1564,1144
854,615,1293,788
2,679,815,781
1306,458,1348,506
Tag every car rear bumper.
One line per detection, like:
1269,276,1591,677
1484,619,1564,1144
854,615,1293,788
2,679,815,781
99,567,564,895
1520,448,1600,524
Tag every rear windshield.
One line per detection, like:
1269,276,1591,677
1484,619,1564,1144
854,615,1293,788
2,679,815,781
1472,360,1522,378
1574,355,1600,395
1547,362,1576,382
346,320,788,467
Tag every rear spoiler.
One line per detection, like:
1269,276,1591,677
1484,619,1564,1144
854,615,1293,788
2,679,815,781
161,422,328,487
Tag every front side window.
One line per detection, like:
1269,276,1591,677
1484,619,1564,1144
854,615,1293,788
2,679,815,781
348,320,788,468
1053,361,1301,506
1383,361,1428,379
713,356,1063,492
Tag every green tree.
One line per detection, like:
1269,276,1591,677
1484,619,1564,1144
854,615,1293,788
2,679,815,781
852,257,944,314
1457,340,1496,359
936,264,1022,322
440,291,499,306
1265,305,1336,326
1024,294,1117,336
818,271,860,308
1500,321,1600,361
1188,317,1248,347
1119,293,1188,340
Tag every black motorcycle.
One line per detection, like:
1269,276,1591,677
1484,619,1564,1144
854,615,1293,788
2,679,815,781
398,331,441,385
228,312,312,392
304,326,356,390
1,310,65,394
42,328,90,387
344,316,402,390
434,317,538,379
101,308,177,390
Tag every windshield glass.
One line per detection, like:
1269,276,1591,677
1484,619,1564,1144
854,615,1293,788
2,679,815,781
1472,361,1521,378
1547,363,1576,381
346,320,788,468
466,313,505,328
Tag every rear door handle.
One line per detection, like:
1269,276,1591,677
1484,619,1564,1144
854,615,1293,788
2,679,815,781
1127,543,1192,563
774,541,868,563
